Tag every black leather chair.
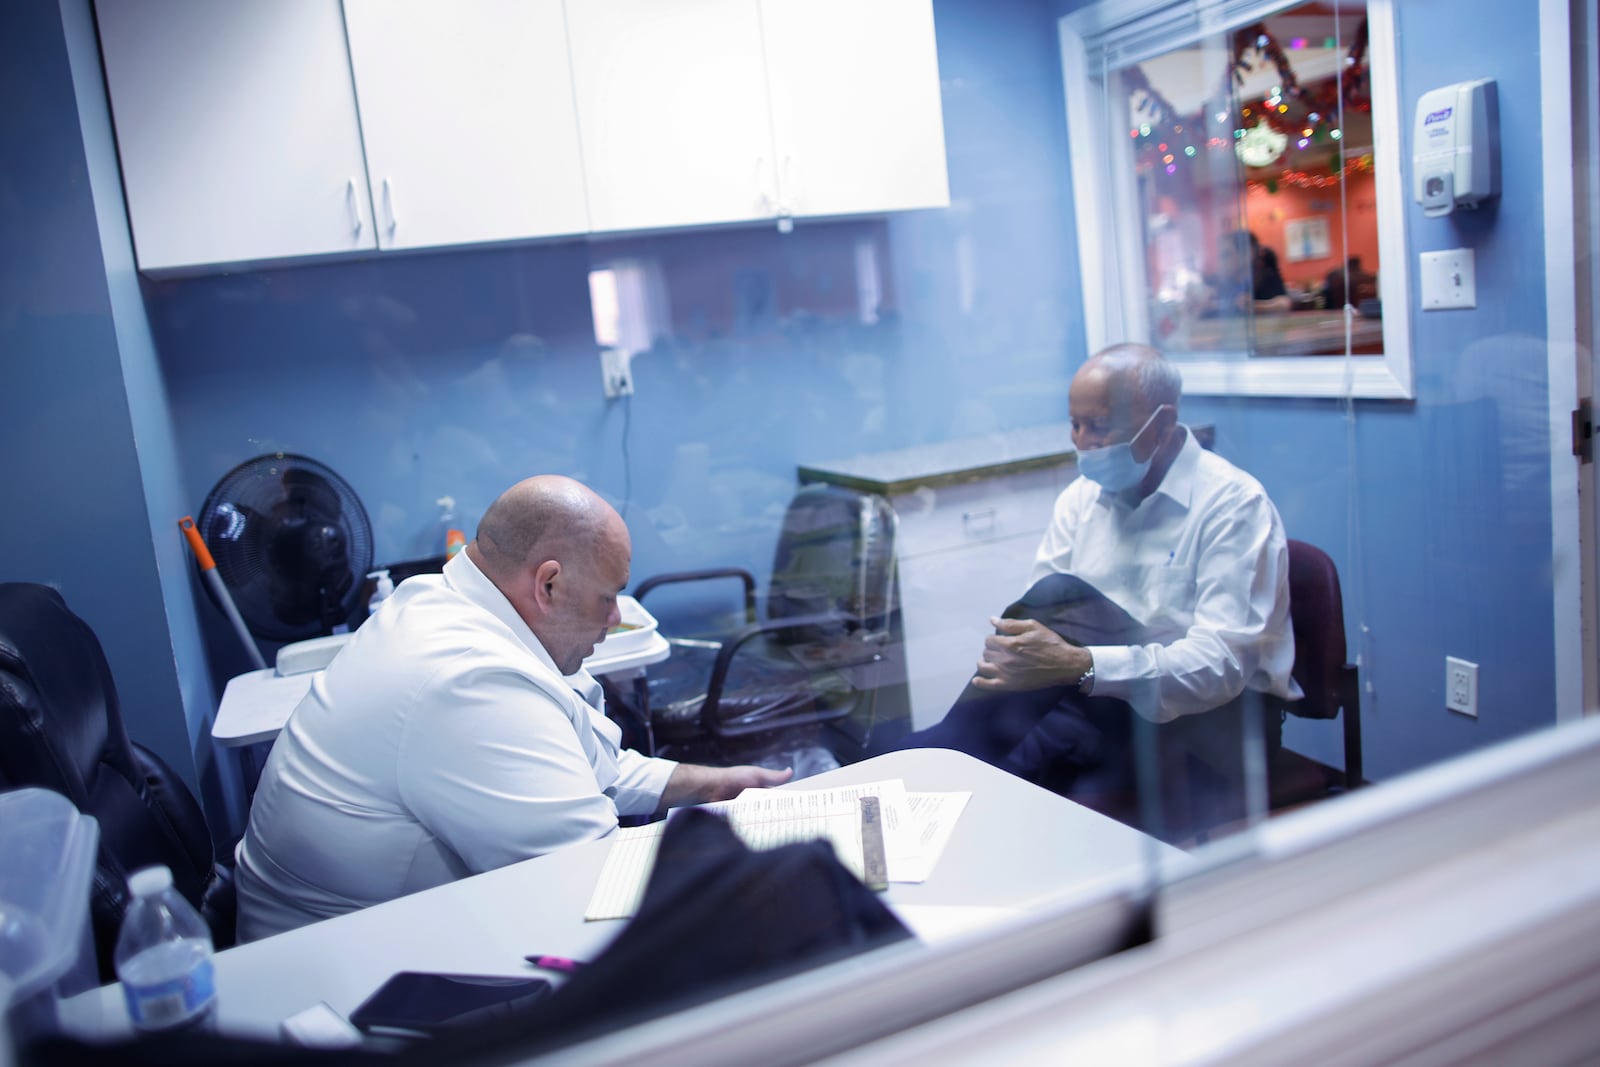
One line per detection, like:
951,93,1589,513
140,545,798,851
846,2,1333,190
1270,539,1364,808
624,483,909,766
0,582,235,982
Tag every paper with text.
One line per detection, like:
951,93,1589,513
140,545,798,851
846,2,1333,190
584,779,953,921
899,791,972,883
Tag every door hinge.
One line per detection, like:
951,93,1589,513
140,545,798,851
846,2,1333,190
1575,398,1594,463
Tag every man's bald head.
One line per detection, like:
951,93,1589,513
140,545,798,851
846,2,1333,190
468,475,632,673
473,475,620,582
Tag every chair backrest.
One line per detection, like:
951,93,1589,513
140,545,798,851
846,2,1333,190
768,483,899,635
0,582,226,978
1285,539,1351,720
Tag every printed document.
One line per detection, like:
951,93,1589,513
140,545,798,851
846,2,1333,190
584,779,969,921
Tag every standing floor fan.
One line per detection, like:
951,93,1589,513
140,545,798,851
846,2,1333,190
193,454,374,645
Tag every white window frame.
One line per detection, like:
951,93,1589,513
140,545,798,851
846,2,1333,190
1059,0,1414,399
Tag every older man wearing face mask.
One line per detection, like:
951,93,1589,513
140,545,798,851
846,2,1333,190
893,344,1300,840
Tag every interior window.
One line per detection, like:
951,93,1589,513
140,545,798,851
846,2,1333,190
1062,0,1414,398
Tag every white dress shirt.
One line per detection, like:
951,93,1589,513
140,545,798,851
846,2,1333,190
235,551,676,941
1029,428,1302,723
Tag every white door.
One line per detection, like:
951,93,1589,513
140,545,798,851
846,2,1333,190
343,0,590,250
96,0,377,271
760,0,950,219
567,0,778,233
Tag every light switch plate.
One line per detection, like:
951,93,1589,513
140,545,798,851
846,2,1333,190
1419,249,1477,310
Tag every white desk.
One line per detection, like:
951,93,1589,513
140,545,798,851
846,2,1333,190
211,631,670,748
59,749,1186,1042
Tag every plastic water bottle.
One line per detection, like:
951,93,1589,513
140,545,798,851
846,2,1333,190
113,866,216,1033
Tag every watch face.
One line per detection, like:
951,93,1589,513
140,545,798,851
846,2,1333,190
1236,123,1288,168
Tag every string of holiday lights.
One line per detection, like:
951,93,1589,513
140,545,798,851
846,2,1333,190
1124,19,1370,185
1247,152,1375,192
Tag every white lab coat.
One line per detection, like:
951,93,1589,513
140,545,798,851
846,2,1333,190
235,551,675,940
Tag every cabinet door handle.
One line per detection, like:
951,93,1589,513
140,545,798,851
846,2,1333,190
345,178,365,236
382,177,398,235
962,508,997,536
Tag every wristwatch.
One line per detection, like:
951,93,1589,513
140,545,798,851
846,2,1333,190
1076,662,1096,695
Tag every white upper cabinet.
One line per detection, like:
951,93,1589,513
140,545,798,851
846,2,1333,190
96,0,377,271
568,0,950,235
98,0,951,270
342,0,589,250
566,0,779,233
761,0,950,218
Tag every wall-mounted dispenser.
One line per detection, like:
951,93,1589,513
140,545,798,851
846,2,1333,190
1413,78,1500,218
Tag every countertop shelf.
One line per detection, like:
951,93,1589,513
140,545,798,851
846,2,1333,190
799,422,1213,496
798,423,1076,496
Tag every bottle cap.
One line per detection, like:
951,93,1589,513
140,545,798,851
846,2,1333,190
128,865,173,897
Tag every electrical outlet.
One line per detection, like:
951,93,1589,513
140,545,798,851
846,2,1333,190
1445,656,1478,717
600,348,634,399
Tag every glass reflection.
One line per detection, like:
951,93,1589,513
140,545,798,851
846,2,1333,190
1120,2,1379,359
9,0,1587,1055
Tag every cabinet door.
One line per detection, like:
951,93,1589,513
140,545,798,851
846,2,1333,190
760,0,949,218
95,0,377,271
894,467,1069,728
898,533,1042,729
567,0,778,233
343,0,588,250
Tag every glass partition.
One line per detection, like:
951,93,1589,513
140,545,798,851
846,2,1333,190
11,0,1589,1057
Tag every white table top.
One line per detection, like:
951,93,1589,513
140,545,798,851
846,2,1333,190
59,748,1186,1042
212,631,670,747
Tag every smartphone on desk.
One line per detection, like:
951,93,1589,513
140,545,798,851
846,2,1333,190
348,972,553,1038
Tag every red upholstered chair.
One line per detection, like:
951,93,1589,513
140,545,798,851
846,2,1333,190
1271,539,1364,808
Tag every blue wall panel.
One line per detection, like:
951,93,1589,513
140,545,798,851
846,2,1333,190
1181,0,1560,778
0,0,197,792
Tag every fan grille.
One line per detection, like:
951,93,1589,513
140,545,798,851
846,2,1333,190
196,454,374,643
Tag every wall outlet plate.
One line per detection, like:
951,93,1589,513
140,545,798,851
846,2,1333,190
600,348,634,398
1446,656,1478,717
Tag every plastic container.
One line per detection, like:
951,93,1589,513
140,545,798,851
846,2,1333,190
113,866,216,1033
438,497,467,559
592,596,659,659
366,569,395,617
0,788,99,1041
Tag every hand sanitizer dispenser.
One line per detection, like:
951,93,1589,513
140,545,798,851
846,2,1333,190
1414,78,1500,218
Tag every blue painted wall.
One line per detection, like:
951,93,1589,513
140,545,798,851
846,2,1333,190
0,0,223,807
0,0,1571,849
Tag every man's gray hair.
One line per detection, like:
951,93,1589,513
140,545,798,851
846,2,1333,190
1096,342,1183,411
1135,353,1183,410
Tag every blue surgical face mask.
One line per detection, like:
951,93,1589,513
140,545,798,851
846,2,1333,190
1076,409,1164,492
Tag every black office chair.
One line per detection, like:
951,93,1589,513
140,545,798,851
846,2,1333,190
0,582,235,981
625,483,908,766
1270,539,1364,809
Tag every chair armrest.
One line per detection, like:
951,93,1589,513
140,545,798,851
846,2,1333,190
633,568,758,625
701,611,861,736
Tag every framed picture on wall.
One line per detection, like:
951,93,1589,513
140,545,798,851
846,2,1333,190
1284,216,1332,263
